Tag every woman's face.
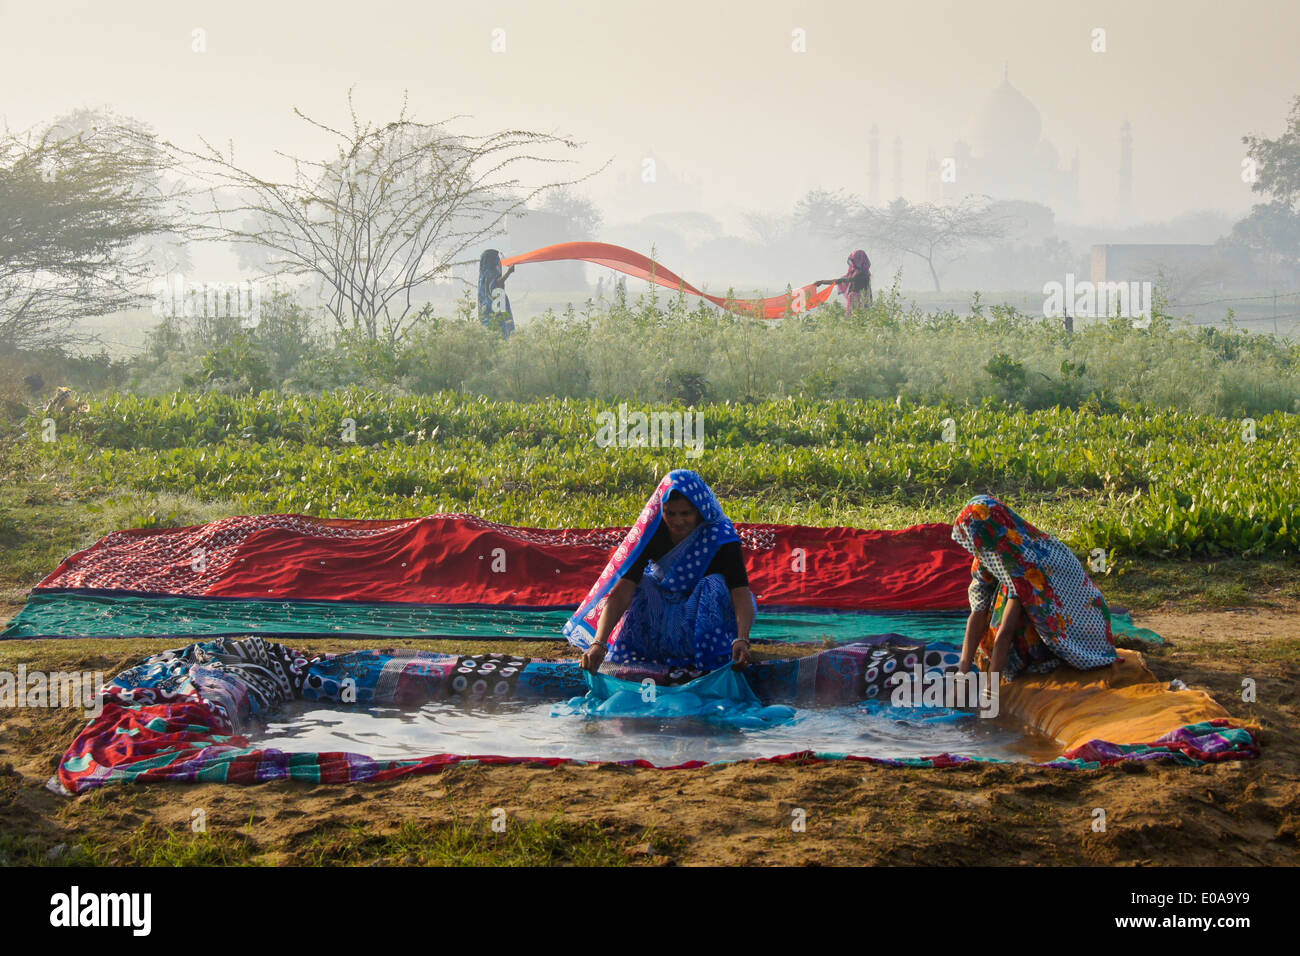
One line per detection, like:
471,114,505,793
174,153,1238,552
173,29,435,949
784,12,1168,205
663,496,703,543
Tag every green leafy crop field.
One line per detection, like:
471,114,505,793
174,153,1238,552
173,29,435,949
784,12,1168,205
18,388,1299,560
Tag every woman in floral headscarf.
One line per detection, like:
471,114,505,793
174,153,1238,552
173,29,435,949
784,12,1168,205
952,494,1117,682
815,250,872,311
565,470,755,674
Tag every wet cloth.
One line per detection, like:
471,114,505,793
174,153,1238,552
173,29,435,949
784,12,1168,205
557,664,795,730
563,470,750,670
477,249,514,337
952,494,1116,681
55,637,1259,794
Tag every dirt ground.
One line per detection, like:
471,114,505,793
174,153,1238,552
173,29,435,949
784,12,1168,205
1,603,1297,866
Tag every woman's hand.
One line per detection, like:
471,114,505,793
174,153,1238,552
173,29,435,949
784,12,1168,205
988,597,1021,676
960,607,989,677
584,580,635,673
731,638,752,670
729,586,755,668
581,642,607,673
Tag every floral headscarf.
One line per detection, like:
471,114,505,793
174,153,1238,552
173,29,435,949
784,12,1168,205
952,494,1115,668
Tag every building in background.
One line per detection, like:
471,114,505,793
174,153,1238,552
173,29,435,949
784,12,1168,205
504,208,587,294
1090,243,1262,288
933,68,1080,217
612,149,705,224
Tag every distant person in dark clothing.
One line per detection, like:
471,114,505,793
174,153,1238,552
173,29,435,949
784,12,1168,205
477,249,515,337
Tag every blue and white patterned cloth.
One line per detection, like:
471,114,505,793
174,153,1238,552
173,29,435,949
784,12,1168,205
608,569,756,670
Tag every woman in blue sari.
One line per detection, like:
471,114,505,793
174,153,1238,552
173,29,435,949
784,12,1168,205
477,249,515,337
564,470,755,674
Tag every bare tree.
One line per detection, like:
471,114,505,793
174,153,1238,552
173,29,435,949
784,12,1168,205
794,189,853,238
858,197,1014,292
0,116,177,351
798,191,1014,291
173,92,591,345
743,210,791,246
46,108,193,280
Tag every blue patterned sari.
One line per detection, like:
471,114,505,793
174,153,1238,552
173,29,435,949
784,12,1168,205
477,249,514,337
563,470,754,671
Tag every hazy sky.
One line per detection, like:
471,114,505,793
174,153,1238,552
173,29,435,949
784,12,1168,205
3,0,1298,227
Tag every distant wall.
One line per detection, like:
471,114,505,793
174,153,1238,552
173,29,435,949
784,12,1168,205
1090,243,1251,286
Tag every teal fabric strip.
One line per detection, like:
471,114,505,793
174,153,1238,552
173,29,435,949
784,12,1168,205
2,590,1162,646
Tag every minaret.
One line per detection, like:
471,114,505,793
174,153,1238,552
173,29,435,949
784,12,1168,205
1118,120,1133,215
868,124,881,205
892,135,903,200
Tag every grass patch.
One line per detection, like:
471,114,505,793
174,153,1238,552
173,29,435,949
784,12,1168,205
103,824,260,866
0,464,241,602
1104,556,1300,610
292,814,663,866
0,832,92,866
0,820,256,866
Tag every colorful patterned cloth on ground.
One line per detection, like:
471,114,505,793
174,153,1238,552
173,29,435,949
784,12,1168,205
103,636,315,727
55,635,1258,794
564,470,746,669
1061,721,1261,765
952,494,1117,681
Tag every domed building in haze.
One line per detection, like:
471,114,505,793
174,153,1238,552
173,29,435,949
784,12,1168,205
929,68,1080,217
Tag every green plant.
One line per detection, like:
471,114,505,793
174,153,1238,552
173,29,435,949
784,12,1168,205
27,391,1300,559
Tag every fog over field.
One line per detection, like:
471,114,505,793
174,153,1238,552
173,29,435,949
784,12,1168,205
3,0,1300,348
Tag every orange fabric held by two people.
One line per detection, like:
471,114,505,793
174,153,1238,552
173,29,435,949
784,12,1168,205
501,241,837,319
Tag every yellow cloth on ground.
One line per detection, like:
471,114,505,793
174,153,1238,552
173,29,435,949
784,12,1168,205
997,649,1253,753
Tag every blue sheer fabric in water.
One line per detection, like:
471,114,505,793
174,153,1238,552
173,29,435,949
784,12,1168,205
556,665,796,730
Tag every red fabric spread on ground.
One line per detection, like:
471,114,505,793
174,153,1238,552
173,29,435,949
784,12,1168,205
501,242,836,319
36,514,970,611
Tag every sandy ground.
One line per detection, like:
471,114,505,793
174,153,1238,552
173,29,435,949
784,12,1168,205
1,604,1297,866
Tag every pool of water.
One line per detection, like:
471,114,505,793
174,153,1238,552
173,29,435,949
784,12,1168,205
249,699,1064,765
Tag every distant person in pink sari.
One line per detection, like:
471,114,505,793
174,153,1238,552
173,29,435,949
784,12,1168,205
816,250,872,312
